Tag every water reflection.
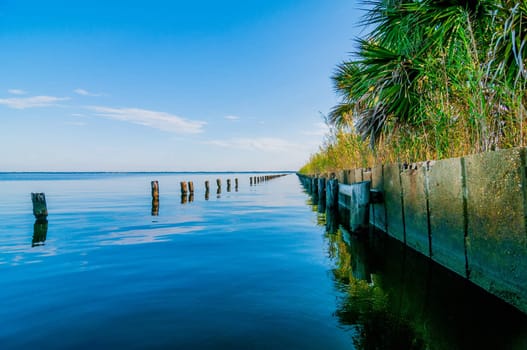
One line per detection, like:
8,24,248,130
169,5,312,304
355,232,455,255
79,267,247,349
32,219,48,247
317,208,527,349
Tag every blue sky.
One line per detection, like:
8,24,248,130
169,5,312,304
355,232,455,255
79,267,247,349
0,0,362,171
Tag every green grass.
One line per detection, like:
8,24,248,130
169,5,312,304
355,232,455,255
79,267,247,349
301,1,527,175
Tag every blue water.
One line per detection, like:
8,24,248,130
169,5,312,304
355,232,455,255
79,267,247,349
3,172,527,350
0,173,353,349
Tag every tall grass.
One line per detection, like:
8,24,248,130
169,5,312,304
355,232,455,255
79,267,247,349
301,1,527,175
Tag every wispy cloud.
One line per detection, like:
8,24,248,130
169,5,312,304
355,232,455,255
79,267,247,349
74,88,102,97
8,89,26,95
87,106,206,134
224,115,240,121
302,122,329,136
66,121,87,127
207,137,300,152
0,95,70,109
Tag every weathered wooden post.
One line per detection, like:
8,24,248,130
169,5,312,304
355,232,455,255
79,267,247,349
180,181,188,195
250,177,253,186
217,178,222,195
227,179,231,192
152,199,159,216
326,178,339,234
188,181,194,194
151,181,159,199
311,177,319,203
151,198,159,216
318,178,326,213
340,181,371,232
150,181,159,216
31,193,48,220
326,179,339,210
205,180,210,200
235,178,239,191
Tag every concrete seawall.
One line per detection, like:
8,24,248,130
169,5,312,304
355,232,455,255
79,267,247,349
299,146,527,314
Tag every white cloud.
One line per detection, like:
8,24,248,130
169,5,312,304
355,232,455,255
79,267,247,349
87,106,206,134
8,89,26,95
0,95,70,109
207,137,300,152
225,115,240,121
302,122,330,136
74,88,102,97
66,121,87,127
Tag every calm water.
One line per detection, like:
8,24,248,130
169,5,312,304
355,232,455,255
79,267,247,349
1,173,527,349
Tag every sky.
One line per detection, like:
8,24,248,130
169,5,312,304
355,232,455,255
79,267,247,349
0,0,363,171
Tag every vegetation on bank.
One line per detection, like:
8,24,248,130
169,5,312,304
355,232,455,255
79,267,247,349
301,0,527,174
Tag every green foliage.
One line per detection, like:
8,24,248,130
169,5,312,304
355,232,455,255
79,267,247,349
302,0,527,174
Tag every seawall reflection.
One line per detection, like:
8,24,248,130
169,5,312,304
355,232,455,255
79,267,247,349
308,195,527,349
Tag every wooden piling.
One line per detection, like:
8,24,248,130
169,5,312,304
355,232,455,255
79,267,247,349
339,181,371,232
250,177,253,186
31,192,48,220
318,178,326,213
326,179,339,210
151,198,159,216
205,180,210,200
217,178,222,189
188,181,194,194
235,178,239,190
227,179,231,192
151,181,159,200
180,181,188,195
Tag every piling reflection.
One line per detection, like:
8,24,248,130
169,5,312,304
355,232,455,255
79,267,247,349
181,194,188,204
317,208,527,349
189,193,194,203
32,219,48,247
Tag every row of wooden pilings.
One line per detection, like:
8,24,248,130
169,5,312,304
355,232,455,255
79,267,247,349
249,174,287,185
30,174,290,220
151,174,288,201
296,173,374,233
28,174,289,247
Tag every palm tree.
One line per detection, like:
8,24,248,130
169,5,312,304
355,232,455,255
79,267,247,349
328,0,517,152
